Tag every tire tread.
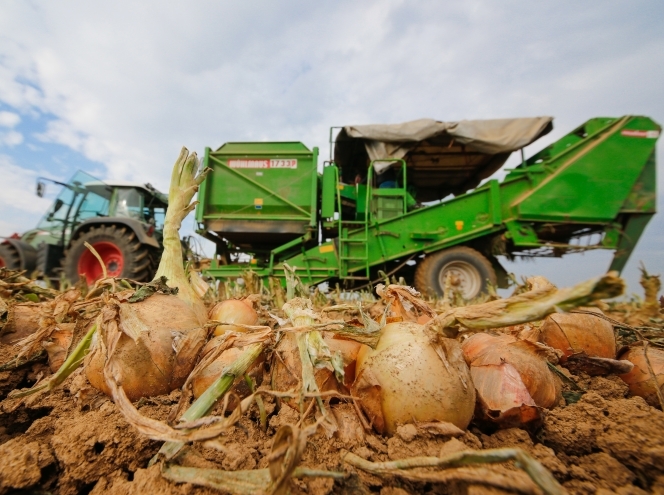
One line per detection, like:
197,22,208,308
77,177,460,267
414,246,496,298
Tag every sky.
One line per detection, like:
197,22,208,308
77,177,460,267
0,1,662,296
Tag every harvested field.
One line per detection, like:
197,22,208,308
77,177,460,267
0,265,662,495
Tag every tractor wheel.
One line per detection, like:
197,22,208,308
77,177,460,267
414,246,496,300
0,243,20,270
63,225,155,285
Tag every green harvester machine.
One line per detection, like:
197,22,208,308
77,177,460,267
195,115,659,298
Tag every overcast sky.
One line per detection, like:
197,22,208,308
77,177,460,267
0,1,662,296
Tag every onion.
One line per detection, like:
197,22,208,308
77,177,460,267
272,331,362,407
352,322,475,435
209,299,258,337
86,148,209,400
462,332,561,427
618,344,664,407
191,344,265,401
0,303,41,344
539,309,616,361
191,300,260,400
86,294,207,401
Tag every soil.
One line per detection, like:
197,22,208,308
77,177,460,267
1,280,663,495
1,338,664,495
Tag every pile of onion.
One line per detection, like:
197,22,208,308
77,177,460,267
272,331,362,404
462,332,561,428
191,299,261,399
85,148,209,401
619,343,664,407
352,322,475,435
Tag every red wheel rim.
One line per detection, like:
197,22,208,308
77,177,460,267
77,242,124,284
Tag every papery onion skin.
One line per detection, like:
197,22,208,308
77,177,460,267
539,309,616,361
192,345,264,402
619,345,664,407
0,304,41,344
462,332,561,420
86,294,206,401
271,331,362,408
209,299,258,337
353,322,475,436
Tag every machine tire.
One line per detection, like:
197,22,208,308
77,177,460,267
63,224,155,285
0,243,20,270
414,246,497,299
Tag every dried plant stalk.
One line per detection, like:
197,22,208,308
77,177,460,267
344,447,564,495
426,272,624,337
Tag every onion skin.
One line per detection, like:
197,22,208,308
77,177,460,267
271,331,362,408
0,304,41,344
539,309,616,361
462,332,561,427
619,345,664,407
86,294,206,401
192,345,265,403
209,299,258,337
353,322,475,436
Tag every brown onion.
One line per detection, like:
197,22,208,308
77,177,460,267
192,343,265,402
353,322,475,435
539,309,616,361
86,294,207,401
462,332,561,427
86,149,209,401
619,344,664,407
0,303,41,344
271,331,362,408
209,299,258,337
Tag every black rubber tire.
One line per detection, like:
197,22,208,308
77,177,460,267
63,224,156,284
414,246,497,299
0,243,20,270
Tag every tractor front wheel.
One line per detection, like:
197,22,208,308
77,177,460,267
0,243,20,270
414,246,496,300
64,225,155,285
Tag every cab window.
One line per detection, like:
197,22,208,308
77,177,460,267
111,188,144,220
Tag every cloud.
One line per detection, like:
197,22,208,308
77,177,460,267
0,111,20,128
0,155,51,213
0,154,52,237
1,2,662,180
0,130,23,146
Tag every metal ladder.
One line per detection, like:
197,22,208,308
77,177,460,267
335,167,370,280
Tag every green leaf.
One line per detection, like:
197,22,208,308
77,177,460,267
128,276,179,303
23,293,39,303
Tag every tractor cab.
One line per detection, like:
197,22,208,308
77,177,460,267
0,170,168,283
27,171,168,250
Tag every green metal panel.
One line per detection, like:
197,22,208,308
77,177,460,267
372,194,404,220
196,142,319,250
514,117,659,222
621,150,656,213
321,164,337,219
199,142,317,222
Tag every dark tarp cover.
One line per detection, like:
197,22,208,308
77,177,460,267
334,117,553,202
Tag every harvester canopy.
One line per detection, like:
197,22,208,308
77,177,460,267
334,117,553,202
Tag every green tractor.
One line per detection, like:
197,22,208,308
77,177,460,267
0,170,168,285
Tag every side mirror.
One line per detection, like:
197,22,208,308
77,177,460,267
47,199,64,221
37,181,45,197
52,198,64,214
